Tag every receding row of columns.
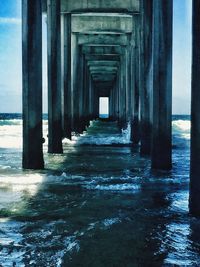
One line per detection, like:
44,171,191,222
22,0,172,169
22,0,200,215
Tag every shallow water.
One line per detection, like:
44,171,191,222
0,115,200,266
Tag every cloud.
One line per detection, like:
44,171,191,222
0,17,21,24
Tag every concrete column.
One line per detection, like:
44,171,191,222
112,84,117,120
109,89,113,119
93,88,99,119
119,54,127,129
190,0,200,216
47,0,63,153
85,67,90,127
151,0,173,170
78,52,84,132
63,13,72,139
140,0,153,155
88,75,94,121
71,34,80,133
130,16,140,144
22,0,44,169
125,46,131,124
82,58,90,128
116,75,120,121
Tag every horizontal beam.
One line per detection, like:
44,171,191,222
82,45,124,55
78,33,129,46
89,66,118,71
90,71,117,75
85,55,120,61
72,13,133,33
87,60,119,67
61,1,140,13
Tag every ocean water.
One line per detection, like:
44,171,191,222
0,113,199,266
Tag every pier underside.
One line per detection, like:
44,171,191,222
22,1,200,218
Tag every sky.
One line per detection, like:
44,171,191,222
0,0,192,114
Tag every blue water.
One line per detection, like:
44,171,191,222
0,114,199,266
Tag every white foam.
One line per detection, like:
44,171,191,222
0,120,48,149
63,121,131,146
172,120,190,132
172,120,190,140
102,217,121,227
85,183,140,191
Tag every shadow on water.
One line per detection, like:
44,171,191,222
0,120,200,266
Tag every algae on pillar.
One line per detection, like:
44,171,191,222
190,0,200,216
22,0,44,169
47,0,63,153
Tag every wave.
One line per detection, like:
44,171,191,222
84,183,140,191
0,118,191,149
172,120,190,133
0,120,48,149
172,120,190,140
0,119,22,126
64,121,131,146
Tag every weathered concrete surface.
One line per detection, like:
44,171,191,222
61,0,139,13
22,0,44,169
72,14,133,33
78,34,128,46
47,0,63,153
139,0,152,155
82,45,124,55
87,61,119,67
190,0,200,216
130,15,140,144
62,13,72,139
151,0,173,170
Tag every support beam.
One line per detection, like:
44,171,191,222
151,0,173,170
22,0,44,169
47,0,63,153
189,0,200,216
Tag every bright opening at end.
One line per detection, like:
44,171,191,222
99,97,109,118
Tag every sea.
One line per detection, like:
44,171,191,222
0,113,199,267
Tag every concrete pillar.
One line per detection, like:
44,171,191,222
140,0,153,155
130,16,140,144
93,88,99,119
63,13,72,139
119,54,127,129
125,46,131,124
116,75,120,122
88,74,94,121
151,0,173,170
71,34,80,132
189,0,200,216
109,89,113,119
82,58,90,128
78,52,85,132
22,0,44,169
47,0,63,153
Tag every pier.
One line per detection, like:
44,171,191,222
22,0,199,217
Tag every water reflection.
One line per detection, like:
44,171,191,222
0,120,199,266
